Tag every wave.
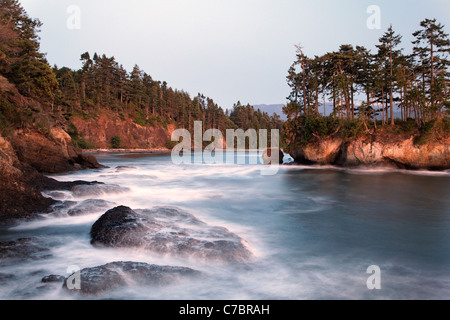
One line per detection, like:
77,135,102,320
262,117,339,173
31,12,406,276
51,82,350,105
282,164,450,177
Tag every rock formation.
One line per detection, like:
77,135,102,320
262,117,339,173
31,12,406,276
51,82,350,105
289,134,450,170
63,261,201,296
90,206,253,263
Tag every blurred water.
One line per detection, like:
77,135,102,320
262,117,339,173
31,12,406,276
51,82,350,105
0,151,449,300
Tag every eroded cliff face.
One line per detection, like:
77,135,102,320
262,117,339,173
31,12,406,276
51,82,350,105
0,125,104,223
11,127,100,173
71,115,176,149
0,137,54,223
290,134,450,170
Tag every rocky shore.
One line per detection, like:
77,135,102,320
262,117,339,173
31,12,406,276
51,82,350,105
0,128,102,224
288,133,450,170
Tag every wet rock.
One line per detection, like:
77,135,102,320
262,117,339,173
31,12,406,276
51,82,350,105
0,273,16,284
71,184,129,197
63,261,201,296
91,206,253,263
67,199,116,216
50,200,78,213
0,238,51,263
42,275,65,283
45,191,69,200
115,166,137,172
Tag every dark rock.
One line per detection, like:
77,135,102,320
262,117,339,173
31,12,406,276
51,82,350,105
115,166,137,172
42,275,65,283
90,206,253,263
0,238,51,263
63,261,201,296
0,143,104,224
67,199,116,216
90,206,148,247
0,149,55,223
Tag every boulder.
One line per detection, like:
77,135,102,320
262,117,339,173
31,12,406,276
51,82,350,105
63,261,201,296
91,206,253,263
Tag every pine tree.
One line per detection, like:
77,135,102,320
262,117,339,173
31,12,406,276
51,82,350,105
0,0,57,103
376,25,403,125
412,19,450,119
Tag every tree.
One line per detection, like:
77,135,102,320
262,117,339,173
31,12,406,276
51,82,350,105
376,25,403,125
412,18,450,119
0,0,57,103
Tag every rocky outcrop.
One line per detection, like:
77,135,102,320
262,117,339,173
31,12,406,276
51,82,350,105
291,139,343,165
63,261,201,296
90,206,253,263
0,137,55,223
71,114,177,149
12,127,101,174
290,134,450,170
0,132,107,223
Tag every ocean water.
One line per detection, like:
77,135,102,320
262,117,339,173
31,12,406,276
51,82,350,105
0,151,449,300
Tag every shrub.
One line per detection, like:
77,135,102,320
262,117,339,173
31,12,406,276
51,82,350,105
111,135,121,149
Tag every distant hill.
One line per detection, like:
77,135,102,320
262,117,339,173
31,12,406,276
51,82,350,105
254,104,287,120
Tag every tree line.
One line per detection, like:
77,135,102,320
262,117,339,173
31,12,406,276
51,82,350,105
285,20,450,128
0,0,282,141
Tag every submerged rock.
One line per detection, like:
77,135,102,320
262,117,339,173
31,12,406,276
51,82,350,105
0,238,51,263
115,166,137,172
91,206,253,263
63,261,201,296
0,273,16,284
42,275,65,283
71,184,129,197
67,199,116,216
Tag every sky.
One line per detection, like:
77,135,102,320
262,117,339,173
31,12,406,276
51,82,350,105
20,0,450,110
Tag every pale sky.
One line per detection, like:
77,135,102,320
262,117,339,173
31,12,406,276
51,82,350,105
20,0,450,109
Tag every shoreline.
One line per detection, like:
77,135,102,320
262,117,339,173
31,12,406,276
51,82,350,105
83,148,172,154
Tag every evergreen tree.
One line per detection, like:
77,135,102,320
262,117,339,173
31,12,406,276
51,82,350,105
0,0,57,103
412,18,450,119
377,25,403,125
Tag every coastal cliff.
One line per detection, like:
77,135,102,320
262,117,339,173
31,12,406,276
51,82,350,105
289,130,450,170
71,114,176,150
0,128,103,223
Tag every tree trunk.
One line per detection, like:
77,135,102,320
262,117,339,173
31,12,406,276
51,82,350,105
351,85,355,119
390,87,394,125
